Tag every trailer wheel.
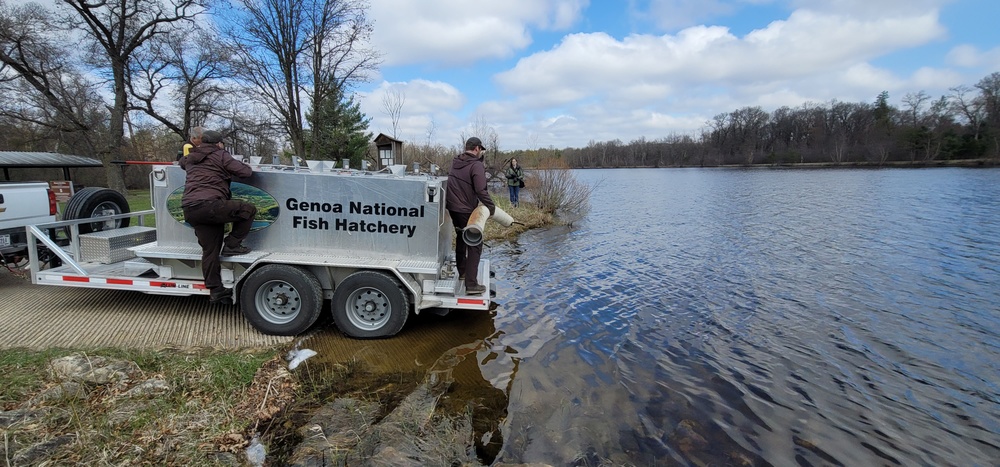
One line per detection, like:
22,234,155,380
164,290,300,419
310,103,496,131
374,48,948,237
239,264,323,336
64,187,130,234
331,270,409,338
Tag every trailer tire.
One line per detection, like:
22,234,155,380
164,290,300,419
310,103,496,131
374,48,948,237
64,187,130,234
331,270,409,338
240,264,323,336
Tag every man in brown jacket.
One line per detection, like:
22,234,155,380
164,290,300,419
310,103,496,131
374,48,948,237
446,137,495,294
180,128,257,304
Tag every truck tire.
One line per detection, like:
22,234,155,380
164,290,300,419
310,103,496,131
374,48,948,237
64,187,130,234
331,270,409,338
239,264,323,336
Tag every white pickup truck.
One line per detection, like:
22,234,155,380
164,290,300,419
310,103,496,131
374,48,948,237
0,182,57,265
0,182,130,267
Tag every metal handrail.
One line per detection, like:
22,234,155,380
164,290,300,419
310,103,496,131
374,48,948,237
26,209,155,278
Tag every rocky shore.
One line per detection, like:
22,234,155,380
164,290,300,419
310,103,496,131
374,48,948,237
0,349,547,466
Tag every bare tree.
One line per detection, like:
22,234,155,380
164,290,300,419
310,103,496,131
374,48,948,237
0,2,106,153
463,115,500,181
425,118,436,146
526,132,539,151
949,85,985,141
730,106,769,165
225,0,379,160
902,91,930,127
224,0,308,158
381,87,404,138
127,28,232,141
975,72,1000,157
60,0,204,193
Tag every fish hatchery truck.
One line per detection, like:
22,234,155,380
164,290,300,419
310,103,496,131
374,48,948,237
24,161,494,338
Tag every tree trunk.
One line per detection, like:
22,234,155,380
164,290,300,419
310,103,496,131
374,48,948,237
105,64,129,194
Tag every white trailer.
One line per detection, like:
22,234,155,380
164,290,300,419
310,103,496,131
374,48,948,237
25,162,493,338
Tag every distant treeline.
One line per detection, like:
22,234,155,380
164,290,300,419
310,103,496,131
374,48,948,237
504,72,1000,169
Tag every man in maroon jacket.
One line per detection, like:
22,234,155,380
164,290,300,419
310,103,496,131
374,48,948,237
180,128,257,305
446,137,495,295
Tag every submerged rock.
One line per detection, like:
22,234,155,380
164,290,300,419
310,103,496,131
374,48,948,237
289,343,490,466
672,419,708,453
288,398,381,465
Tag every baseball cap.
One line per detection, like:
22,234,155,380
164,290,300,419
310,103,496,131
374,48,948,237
465,137,485,150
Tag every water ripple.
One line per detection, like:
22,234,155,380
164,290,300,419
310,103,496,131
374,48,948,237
485,168,1000,466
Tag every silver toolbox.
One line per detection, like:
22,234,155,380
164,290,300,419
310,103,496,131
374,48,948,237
80,226,157,264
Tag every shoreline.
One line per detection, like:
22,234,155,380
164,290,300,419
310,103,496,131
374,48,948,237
567,157,999,170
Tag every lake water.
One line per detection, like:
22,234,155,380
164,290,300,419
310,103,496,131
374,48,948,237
309,167,1000,465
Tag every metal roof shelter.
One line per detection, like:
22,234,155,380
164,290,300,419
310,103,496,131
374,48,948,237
0,151,103,181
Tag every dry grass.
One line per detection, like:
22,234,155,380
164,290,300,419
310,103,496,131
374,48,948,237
483,196,554,242
525,158,595,219
0,348,277,466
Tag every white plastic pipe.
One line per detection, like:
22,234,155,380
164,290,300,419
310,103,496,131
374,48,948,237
492,206,514,227
462,206,489,246
461,205,515,246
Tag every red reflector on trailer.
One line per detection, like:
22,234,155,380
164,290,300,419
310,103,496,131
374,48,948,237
107,278,133,285
63,276,89,283
457,298,484,305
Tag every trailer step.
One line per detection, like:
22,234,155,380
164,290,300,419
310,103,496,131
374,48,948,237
434,277,458,294
396,259,439,274
423,260,491,302
130,242,269,262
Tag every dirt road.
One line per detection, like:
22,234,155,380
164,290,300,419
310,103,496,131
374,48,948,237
0,269,292,350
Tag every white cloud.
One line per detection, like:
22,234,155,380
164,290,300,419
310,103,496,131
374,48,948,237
369,0,588,66
839,63,904,91
495,8,944,109
908,67,965,90
361,1,990,150
946,44,1000,70
789,0,950,16
361,80,465,139
640,0,739,30
947,45,982,67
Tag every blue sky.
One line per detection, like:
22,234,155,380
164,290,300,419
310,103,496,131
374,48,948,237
356,0,1000,151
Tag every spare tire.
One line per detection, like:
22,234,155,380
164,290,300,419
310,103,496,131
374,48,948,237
64,187,130,234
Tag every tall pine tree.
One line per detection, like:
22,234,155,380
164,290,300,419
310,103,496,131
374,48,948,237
306,84,373,168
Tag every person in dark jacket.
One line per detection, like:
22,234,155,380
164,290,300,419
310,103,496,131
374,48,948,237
180,127,257,305
504,158,524,207
446,137,495,295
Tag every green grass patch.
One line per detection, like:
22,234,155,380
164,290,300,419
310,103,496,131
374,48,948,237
126,189,152,212
0,348,71,408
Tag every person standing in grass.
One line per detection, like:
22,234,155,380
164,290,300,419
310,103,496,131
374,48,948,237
505,158,524,207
